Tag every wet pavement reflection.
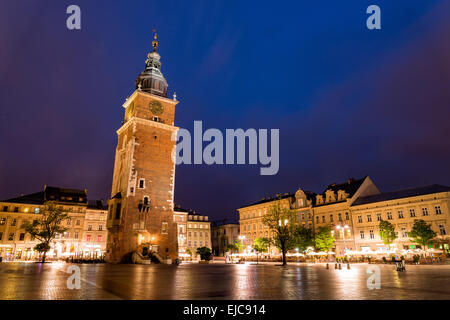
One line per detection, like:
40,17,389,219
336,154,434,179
1,262,450,300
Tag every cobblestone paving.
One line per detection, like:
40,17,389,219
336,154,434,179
0,262,450,300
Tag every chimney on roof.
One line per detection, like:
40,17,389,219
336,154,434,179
348,178,354,184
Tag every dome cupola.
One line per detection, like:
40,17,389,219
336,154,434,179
135,31,168,97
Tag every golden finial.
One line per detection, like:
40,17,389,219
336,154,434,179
152,28,158,52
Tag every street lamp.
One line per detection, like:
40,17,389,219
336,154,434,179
336,224,350,255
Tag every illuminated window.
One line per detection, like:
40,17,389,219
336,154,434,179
86,235,91,242
98,235,102,242
34,208,40,214
0,218,6,225
161,222,168,234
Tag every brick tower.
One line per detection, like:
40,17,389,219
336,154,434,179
106,32,179,263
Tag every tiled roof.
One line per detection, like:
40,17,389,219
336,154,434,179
351,184,450,206
211,219,239,227
87,200,107,210
1,186,88,205
240,193,295,208
322,177,366,197
1,191,45,205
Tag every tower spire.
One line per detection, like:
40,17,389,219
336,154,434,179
152,29,158,52
135,29,168,97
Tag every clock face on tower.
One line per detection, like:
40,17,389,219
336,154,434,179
149,100,164,115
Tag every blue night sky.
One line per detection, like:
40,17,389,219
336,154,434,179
1,1,449,221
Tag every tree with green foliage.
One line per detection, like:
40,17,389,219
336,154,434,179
378,219,398,245
22,203,68,263
294,226,314,253
262,199,299,266
408,219,437,251
226,240,243,253
196,246,212,261
253,237,270,264
314,226,335,253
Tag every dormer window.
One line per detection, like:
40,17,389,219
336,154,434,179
153,116,159,122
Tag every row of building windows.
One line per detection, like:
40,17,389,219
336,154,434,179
242,223,268,231
2,206,41,213
187,223,209,229
0,217,102,229
242,206,443,224
316,212,350,224
358,224,447,239
188,231,209,237
0,232,26,241
356,206,442,223
0,231,106,242
187,240,209,247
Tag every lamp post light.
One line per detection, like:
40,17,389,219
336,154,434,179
336,224,350,256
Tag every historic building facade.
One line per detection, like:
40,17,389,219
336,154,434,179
211,220,240,256
186,212,211,259
238,176,450,255
106,34,179,263
351,185,450,252
173,206,188,257
0,186,107,261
